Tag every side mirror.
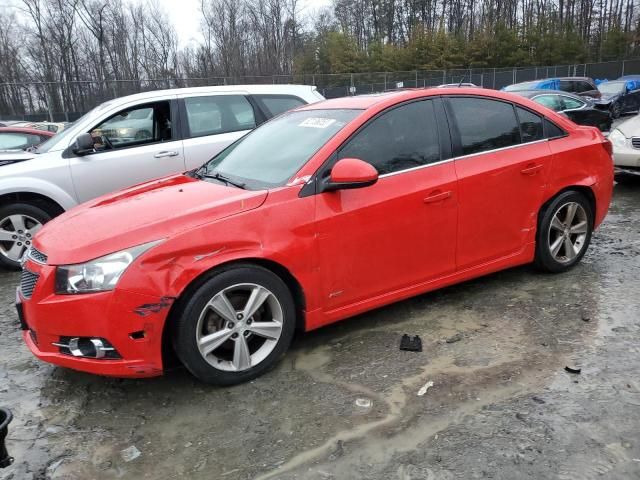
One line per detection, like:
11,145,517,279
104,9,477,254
72,133,95,156
322,158,378,192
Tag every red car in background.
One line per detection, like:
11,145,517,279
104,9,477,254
19,88,614,385
0,127,54,151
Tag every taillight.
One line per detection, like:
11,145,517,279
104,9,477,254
603,139,613,157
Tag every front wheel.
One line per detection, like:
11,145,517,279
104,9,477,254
534,191,593,273
173,265,296,385
611,102,622,119
0,203,52,270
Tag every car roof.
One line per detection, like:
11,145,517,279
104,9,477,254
509,77,593,87
512,89,586,100
0,127,55,136
299,87,537,111
100,84,319,107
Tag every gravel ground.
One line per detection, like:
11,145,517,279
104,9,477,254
1,177,640,480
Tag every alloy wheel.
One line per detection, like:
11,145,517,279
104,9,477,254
0,215,42,262
547,202,588,264
195,283,284,372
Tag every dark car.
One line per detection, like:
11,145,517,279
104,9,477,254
595,80,640,118
503,77,601,99
513,90,612,132
0,127,54,151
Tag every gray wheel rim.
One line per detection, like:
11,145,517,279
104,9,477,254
547,202,588,264
0,214,42,262
195,283,284,372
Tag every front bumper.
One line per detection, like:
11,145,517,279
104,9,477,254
613,144,640,168
19,259,170,378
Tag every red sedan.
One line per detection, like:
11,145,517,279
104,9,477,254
19,88,614,385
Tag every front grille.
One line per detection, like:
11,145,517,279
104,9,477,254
631,137,640,149
28,246,47,264
20,269,39,299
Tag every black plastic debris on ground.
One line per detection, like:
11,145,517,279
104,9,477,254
400,334,422,352
564,366,582,374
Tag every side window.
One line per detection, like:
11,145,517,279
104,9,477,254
559,80,573,92
577,81,593,93
561,96,585,110
184,95,256,138
534,95,562,112
516,107,544,143
447,97,520,156
338,100,440,175
90,101,171,150
254,95,306,117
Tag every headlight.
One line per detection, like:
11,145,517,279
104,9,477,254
608,129,627,148
117,128,130,136
55,240,162,294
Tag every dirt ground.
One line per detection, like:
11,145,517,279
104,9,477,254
1,177,640,480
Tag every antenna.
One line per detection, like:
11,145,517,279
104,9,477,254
458,67,471,87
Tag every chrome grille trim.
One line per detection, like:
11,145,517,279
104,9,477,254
631,137,640,149
20,269,39,299
27,247,47,265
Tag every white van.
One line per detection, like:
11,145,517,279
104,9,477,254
0,85,325,269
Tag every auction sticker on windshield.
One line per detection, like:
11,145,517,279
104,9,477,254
299,117,337,128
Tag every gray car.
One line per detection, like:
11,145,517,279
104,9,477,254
0,85,324,269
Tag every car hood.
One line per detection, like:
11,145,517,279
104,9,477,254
0,150,37,165
35,174,268,265
614,115,640,137
596,93,620,104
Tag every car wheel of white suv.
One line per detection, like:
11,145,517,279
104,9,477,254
0,203,52,270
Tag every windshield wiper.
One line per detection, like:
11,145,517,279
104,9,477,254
199,170,246,189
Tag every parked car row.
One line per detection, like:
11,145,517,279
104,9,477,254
0,127,54,152
16,85,614,385
0,121,69,133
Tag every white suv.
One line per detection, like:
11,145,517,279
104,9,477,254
0,85,324,269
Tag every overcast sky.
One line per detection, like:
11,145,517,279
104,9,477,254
0,0,333,48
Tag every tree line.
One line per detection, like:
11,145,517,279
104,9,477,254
0,0,638,117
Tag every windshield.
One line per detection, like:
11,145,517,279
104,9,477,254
598,82,625,95
200,109,361,190
504,81,539,92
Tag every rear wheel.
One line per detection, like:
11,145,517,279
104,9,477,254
0,203,51,270
534,191,593,273
173,265,296,385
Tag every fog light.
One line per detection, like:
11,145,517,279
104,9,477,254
53,337,121,359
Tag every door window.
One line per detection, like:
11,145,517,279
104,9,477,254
447,98,520,156
534,95,563,112
516,107,544,143
90,101,172,150
184,95,256,138
559,80,574,92
337,100,440,175
561,96,586,110
253,95,306,117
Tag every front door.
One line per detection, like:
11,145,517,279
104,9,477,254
70,99,185,203
315,99,458,311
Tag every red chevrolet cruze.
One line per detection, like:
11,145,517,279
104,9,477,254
18,88,613,385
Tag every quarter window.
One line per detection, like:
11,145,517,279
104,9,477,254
447,98,520,156
516,107,544,143
338,100,440,175
184,95,256,138
90,101,172,150
253,95,306,117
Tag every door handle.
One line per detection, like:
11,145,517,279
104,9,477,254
423,191,452,204
154,151,179,159
521,164,543,175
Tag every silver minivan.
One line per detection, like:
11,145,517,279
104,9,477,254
0,85,325,269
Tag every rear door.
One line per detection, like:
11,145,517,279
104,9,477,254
445,97,553,269
70,98,185,202
179,93,259,170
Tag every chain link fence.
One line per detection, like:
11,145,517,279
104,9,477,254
2,58,640,122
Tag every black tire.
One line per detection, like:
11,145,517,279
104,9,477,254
534,191,593,273
173,264,296,385
0,203,52,271
611,102,622,119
